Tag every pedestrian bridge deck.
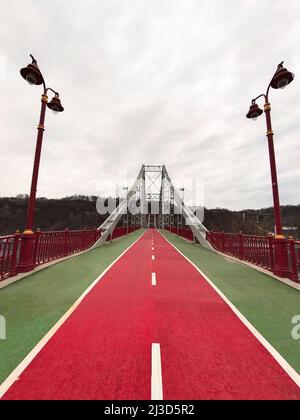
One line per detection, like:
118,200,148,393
0,229,299,398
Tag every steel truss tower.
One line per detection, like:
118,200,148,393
92,164,213,250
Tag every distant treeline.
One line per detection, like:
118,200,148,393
0,195,299,238
204,206,300,238
0,195,107,234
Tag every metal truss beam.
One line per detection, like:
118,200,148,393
92,164,213,251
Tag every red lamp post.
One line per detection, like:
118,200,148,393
246,61,295,278
17,54,64,272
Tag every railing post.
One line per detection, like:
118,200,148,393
82,228,86,250
239,231,244,260
9,231,20,277
288,237,299,282
32,228,41,266
221,232,225,253
267,234,274,271
63,228,69,257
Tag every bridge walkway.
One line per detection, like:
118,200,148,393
0,229,299,399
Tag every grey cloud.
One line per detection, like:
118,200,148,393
0,0,299,210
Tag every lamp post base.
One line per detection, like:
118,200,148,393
272,235,292,278
16,231,36,273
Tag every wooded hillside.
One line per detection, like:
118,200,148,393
0,195,299,238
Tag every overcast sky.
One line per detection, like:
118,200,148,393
0,0,299,210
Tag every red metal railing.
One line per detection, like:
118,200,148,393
288,239,300,282
295,241,300,274
109,226,137,240
0,226,139,283
104,227,140,241
206,232,273,270
0,234,20,281
34,229,101,265
207,231,300,283
166,226,194,242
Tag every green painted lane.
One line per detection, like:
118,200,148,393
0,229,144,385
161,230,300,374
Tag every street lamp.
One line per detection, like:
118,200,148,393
17,54,64,272
246,61,294,277
20,54,64,233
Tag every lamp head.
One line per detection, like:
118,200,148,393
47,94,64,113
20,59,44,86
270,62,294,90
246,102,263,120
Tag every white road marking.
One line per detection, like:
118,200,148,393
152,272,157,286
152,247,154,251
0,231,146,399
158,229,300,389
152,255,155,261
151,343,163,400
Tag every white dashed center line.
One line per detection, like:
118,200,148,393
151,343,163,400
152,272,157,286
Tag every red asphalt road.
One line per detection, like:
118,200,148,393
2,229,300,400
